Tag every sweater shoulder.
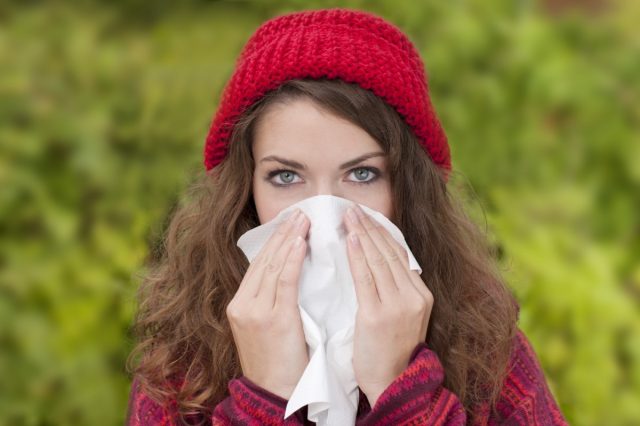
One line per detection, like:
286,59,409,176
506,329,553,392
492,329,565,424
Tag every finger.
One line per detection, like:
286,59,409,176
368,214,432,300
345,206,398,302
256,212,309,306
373,223,410,269
236,208,301,299
255,235,296,307
274,235,307,310
351,205,417,297
251,209,302,276
346,230,381,307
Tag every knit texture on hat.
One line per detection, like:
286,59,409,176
203,8,450,173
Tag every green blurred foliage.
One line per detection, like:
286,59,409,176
0,0,638,425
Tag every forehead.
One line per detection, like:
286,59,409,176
252,98,383,161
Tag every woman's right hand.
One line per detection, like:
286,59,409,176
226,208,310,400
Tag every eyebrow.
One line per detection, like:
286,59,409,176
259,152,385,171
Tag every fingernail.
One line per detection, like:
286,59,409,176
346,207,358,224
354,205,365,218
296,212,307,230
349,232,360,247
294,236,304,250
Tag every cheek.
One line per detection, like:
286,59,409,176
252,177,292,224
365,197,394,220
252,178,268,224
347,186,394,221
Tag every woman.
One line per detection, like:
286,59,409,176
127,8,568,425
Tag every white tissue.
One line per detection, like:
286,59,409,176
236,195,422,426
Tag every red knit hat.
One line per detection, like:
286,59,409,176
203,8,451,174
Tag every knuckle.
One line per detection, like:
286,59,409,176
386,248,400,262
253,252,266,266
424,289,434,305
225,303,238,319
264,261,280,274
357,272,375,287
284,251,299,265
412,273,434,303
226,303,245,322
370,254,386,267
408,299,426,315
276,276,291,288
352,250,367,262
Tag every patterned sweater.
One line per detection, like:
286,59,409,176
127,330,568,425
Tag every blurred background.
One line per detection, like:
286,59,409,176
1,0,638,424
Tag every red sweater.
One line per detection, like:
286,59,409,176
127,329,567,425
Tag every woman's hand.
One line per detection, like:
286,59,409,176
226,208,310,400
343,204,433,407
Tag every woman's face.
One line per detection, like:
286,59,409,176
252,98,393,224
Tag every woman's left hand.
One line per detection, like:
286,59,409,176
343,204,434,407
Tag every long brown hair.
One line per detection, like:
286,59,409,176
127,78,518,422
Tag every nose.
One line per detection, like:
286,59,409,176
313,181,343,199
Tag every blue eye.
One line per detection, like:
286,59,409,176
267,170,297,186
350,167,380,184
351,168,373,182
272,170,299,185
